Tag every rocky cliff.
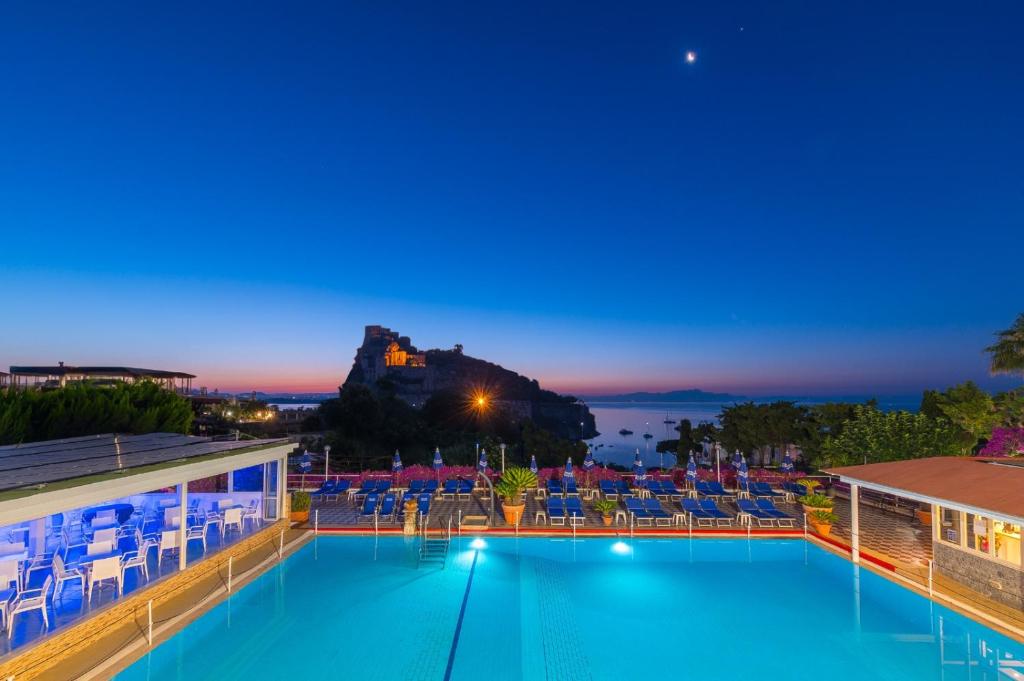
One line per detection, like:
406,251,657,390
343,325,597,440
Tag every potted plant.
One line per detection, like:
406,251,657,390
290,491,311,523
593,499,617,526
808,510,838,537
495,467,538,525
798,492,834,517
916,502,932,526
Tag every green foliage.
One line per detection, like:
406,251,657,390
291,491,311,512
922,381,999,451
0,382,193,445
808,510,837,524
798,493,833,509
718,401,808,460
796,478,820,494
494,467,537,504
818,405,961,466
994,389,1024,428
986,313,1024,377
592,499,617,515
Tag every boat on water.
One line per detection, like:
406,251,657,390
663,413,676,424
642,432,653,439
618,428,633,435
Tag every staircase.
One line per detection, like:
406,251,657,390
417,515,452,569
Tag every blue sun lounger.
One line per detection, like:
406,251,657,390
564,479,580,496
440,479,459,499
748,482,785,501
565,496,586,526
326,479,351,501
625,497,653,526
658,481,685,499
699,499,734,526
377,493,397,522
357,493,380,523
547,479,564,496
755,499,796,527
642,498,672,526
547,496,567,525
457,480,475,500
600,480,619,499
310,481,335,501
737,498,776,527
614,480,632,497
408,480,425,494
421,480,439,495
706,481,735,500
681,498,715,527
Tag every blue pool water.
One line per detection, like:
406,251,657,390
116,537,1022,680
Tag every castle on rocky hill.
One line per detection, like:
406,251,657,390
342,325,597,439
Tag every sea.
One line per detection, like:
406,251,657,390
584,397,921,468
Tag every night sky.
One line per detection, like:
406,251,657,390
1,1,1022,395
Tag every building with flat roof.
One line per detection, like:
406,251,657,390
0,433,293,658
827,457,1023,611
8,364,195,394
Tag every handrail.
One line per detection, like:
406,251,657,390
475,470,496,525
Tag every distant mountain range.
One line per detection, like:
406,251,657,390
581,389,745,403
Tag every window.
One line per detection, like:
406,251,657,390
965,513,990,554
993,520,1022,566
938,506,961,545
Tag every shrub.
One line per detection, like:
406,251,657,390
494,467,537,504
808,510,837,524
798,493,833,509
291,491,311,512
592,499,617,515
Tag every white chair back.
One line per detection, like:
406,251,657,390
93,527,117,544
164,507,181,528
224,508,243,526
217,498,235,511
0,559,19,588
95,510,116,524
160,530,178,550
88,540,114,556
91,556,120,582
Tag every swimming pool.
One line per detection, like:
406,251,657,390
116,537,1022,680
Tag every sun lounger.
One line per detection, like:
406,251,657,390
749,482,785,501
378,493,397,522
600,480,619,499
736,498,776,527
642,498,672,526
310,481,335,501
681,498,715,527
356,493,380,523
706,481,735,500
375,480,392,494
408,480,425,494
658,481,685,499
457,480,475,500
326,479,351,501
547,497,567,525
614,481,632,497
353,480,376,503
565,496,586,526
421,480,438,495
699,499,734,526
755,499,796,527
564,479,580,496
417,493,431,518
625,497,653,526
547,479,564,496
440,479,459,499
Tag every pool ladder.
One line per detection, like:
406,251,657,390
417,514,452,569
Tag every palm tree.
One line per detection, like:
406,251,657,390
986,313,1024,376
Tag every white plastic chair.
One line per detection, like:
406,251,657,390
7,575,52,640
156,530,179,568
223,508,243,538
87,556,121,603
0,561,20,632
52,553,85,603
87,540,114,556
242,500,262,530
120,548,149,586
92,527,117,545
185,521,210,555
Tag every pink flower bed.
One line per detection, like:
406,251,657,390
979,428,1024,457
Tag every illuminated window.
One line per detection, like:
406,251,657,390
965,513,990,554
938,506,961,545
993,520,1022,566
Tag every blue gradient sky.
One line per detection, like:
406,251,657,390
2,2,1022,396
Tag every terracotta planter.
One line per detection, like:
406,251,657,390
602,514,613,527
810,521,832,537
916,509,932,526
502,503,526,525
802,504,832,517
290,511,309,523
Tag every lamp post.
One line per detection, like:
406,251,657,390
500,443,506,474
324,445,331,482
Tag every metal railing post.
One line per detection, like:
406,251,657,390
374,513,379,535
629,514,634,539
227,556,233,593
279,530,284,558
314,509,319,535
688,514,692,538
458,509,462,536
747,522,751,540
147,599,153,646
803,512,807,538
928,560,934,597
572,521,576,540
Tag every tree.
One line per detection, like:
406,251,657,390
798,401,874,468
819,405,960,466
925,381,998,452
986,313,1024,377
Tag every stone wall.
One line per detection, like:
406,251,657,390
0,520,289,680
933,541,1024,612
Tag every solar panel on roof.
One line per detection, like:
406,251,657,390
0,433,287,492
